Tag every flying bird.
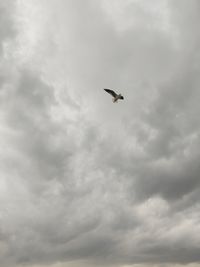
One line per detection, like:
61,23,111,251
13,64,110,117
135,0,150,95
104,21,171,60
104,88,124,103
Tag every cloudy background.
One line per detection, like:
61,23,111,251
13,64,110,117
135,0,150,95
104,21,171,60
0,0,200,267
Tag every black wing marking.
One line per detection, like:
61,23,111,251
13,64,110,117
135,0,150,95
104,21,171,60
104,88,117,97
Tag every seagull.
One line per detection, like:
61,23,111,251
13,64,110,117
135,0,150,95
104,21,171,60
104,88,124,103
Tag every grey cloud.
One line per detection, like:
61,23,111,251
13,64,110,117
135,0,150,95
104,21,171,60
130,55,200,204
1,1,200,267
0,2,15,39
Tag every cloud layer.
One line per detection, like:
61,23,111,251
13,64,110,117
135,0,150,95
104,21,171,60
0,1,200,267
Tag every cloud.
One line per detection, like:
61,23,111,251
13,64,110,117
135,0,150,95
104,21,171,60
1,1,200,267
0,1,16,54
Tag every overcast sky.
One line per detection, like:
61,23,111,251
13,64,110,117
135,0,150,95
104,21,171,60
1,1,200,267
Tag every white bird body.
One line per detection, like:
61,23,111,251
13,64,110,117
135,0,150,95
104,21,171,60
112,94,123,102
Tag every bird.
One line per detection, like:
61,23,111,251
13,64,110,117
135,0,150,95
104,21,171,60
104,88,124,103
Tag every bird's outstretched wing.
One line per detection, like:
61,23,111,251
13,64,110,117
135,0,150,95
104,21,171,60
104,88,117,97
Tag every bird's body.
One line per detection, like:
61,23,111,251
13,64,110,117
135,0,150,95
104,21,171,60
104,88,124,103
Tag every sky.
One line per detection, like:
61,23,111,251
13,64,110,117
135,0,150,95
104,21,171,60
0,0,200,267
